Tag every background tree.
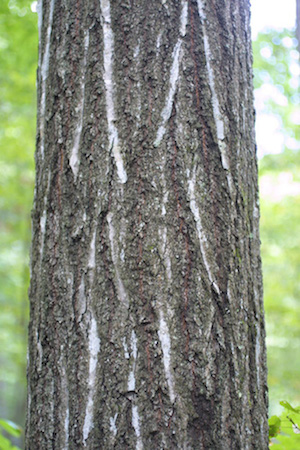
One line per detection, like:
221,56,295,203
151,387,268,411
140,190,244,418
25,0,269,448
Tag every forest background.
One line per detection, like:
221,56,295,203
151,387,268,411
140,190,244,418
0,0,299,448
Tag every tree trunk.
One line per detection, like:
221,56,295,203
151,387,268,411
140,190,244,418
26,0,268,448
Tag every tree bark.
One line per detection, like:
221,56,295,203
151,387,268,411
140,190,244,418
26,0,268,448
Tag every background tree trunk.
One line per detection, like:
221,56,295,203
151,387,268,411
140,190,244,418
26,0,268,448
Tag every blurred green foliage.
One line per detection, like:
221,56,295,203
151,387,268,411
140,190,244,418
0,418,22,450
0,2,299,447
253,29,300,148
260,152,300,411
254,29,300,415
0,0,37,429
269,401,300,448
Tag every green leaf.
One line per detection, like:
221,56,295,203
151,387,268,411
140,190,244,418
271,403,300,448
279,401,300,414
269,415,281,438
0,432,12,450
0,420,21,438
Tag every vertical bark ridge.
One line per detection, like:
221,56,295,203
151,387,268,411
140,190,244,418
154,0,188,147
69,29,90,179
38,0,55,161
100,0,127,184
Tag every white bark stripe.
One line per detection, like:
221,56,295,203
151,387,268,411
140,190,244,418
100,0,127,183
70,31,90,179
83,315,101,445
36,331,43,372
154,41,182,147
158,312,175,403
64,405,69,449
60,361,70,449
180,0,188,37
188,169,220,294
197,0,234,196
39,0,55,159
39,171,51,270
154,0,188,147
109,413,118,436
127,331,143,449
132,405,143,450
161,227,172,281
88,228,96,270
128,330,137,392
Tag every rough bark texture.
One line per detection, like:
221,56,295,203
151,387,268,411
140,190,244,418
26,0,268,448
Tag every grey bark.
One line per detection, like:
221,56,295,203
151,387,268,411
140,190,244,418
26,0,268,449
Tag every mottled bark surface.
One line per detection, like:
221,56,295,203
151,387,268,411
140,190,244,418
26,0,268,448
